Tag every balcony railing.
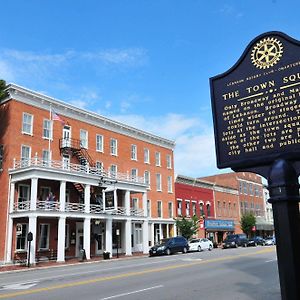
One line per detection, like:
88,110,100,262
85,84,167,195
12,200,144,217
12,157,146,185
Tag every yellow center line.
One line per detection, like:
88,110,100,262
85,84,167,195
0,248,275,299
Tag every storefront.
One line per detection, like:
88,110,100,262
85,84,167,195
205,219,235,245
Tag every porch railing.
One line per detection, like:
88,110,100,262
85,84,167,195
13,201,30,211
12,157,146,185
36,200,60,211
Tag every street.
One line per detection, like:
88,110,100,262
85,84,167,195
0,246,280,300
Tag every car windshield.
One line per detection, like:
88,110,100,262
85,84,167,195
157,238,170,246
189,239,199,243
225,236,235,241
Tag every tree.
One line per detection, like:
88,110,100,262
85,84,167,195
175,215,199,240
0,80,8,100
240,212,256,237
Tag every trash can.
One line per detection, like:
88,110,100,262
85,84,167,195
103,251,110,260
79,249,86,262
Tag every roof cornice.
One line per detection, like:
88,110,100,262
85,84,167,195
4,83,175,150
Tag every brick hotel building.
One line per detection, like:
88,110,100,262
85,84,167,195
0,84,176,264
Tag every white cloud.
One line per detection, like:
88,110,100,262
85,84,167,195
110,113,220,178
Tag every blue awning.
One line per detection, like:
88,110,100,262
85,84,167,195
205,219,235,231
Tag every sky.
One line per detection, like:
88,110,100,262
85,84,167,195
0,0,300,178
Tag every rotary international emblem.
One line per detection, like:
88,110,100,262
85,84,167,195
251,37,283,69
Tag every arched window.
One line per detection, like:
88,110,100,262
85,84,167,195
206,203,211,217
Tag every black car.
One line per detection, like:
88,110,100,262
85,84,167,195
248,236,266,247
222,234,248,249
149,236,189,256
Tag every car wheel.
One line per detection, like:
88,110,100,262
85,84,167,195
166,248,171,255
209,245,213,251
182,247,187,254
198,246,201,252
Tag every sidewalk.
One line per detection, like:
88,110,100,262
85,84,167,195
0,252,147,273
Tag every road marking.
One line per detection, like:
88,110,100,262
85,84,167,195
181,258,203,261
265,259,277,263
99,285,163,300
0,283,38,291
0,248,274,299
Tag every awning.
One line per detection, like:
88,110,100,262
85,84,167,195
205,219,235,231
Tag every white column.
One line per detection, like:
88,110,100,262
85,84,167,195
150,223,154,247
83,217,91,260
159,223,163,239
113,189,117,210
142,192,147,217
57,217,66,262
28,216,37,264
102,190,106,211
173,223,178,237
84,184,91,213
30,178,38,211
125,219,132,256
142,220,149,254
105,218,112,257
6,217,13,262
9,182,15,213
59,181,66,212
166,224,170,238
125,190,130,215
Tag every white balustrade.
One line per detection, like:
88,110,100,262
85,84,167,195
36,200,60,211
13,201,30,211
130,208,144,216
65,202,85,212
90,204,104,214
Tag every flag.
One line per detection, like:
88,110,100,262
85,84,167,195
51,109,65,125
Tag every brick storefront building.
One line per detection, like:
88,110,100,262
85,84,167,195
0,84,176,264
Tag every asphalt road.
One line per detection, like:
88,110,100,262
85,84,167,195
0,246,280,300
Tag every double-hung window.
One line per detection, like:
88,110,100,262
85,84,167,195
177,200,182,216
131,168,138,181
16,224,28,251
22,113,33,135
166,154,172,169
144,170,150,186
168,202,173,218
43,119,52,139
131,144,137,160
155,152,161,166
110,164,117,177
110,138,117,156
157,201,162,218
21,145,31,167
167,176,173,193
42,150,50,166
186,200,190,217
156,173,162,191
80,129,88,149
96,134,104,152
144,148,150,163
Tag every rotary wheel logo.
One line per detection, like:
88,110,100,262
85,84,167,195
251,37,283,69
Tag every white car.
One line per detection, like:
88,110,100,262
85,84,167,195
265,236,275,246
188,238,213,252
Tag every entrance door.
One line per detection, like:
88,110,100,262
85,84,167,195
95,233,104,254
76,223,84,257
62,126,71,147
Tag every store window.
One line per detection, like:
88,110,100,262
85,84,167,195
16,223,28,251
39,224,50,250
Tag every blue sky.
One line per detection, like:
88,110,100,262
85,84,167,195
1,0,300,178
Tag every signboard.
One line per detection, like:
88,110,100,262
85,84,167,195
205,219,235,230
210,31,300,169
16,224,22,236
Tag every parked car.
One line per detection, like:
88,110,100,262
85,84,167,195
149,236,189,256
265,236,276,246
248,236,266,247
188,238,213,252
222,234,248,249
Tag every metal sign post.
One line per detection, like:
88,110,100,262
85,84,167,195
116,229,120,258
210,32,300,299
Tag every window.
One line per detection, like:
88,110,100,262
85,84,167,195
206,203,211,217
155,152,161,166
39,224,50,250
80,129,88,149
217,201,221,217
21,145,31,166
166,154,172,169
96,161,103,171
18,185,30,205
22,113,33,135
16,223,28,251
62,154,70,170
96,135,104,152
167,176,173,193
228,202,231,217
144,148,150,163
223,202,226,216
132,198,138,210
239,181,243,193
156,173,162,191
131,144,137,160
42,150,50,166
157,201,162,218
168,202,173,218
39,187,51,201
240,201,244,214
43,119,52,139
254,185,259,197
110,138,117,155
110,164,117,177
249,183,253,196
177,200,182,216
186,200,190,217
147,199,151,217
200,202,204,216
233,203,236,217
243,182,248,194
0,145,3,170
192,202,196,216
131,168,138,181
144,170,150,186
